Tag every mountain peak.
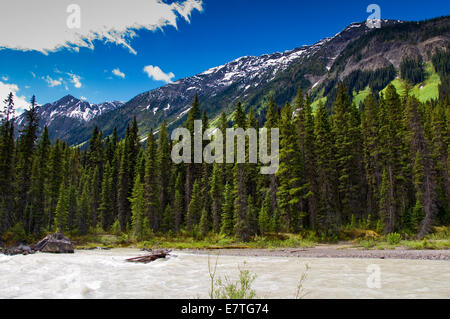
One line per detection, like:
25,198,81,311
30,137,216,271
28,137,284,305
56,94,79,105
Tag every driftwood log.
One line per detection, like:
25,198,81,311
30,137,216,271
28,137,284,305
126,249,172,264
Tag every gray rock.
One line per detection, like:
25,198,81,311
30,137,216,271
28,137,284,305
34,233,74,254
4,244,35,256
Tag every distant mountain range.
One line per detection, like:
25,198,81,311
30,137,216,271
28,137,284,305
17,16,450,146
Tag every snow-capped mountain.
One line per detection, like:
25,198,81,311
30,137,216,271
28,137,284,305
21,17,449,146
16,95,124,140
86,19,390,144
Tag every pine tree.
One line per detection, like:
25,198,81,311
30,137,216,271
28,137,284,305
186,181,202,232
47,140,64,230
185,95,202,209
144,129,160,231
27,128,54,234
0,94,15,233
412,150,426,232
117,120,140,231
90,166,101,228
404,96,436,238
221,183,234,236
277,102,304,232
99,161,114,230
66,183,78,232
130,174,146,240
77,176,90,235
258,193,271,236
54,182,69,232
361,94,381,218
16,95,39,229
199,208,209,238
158,121,172,220
378,85,408,232
117,132,131,231
332,83,364,225
233,102,250,242
296,92,318,229
173,172,184,233
162,204,174,234
264,96,279,216
430,102,449,223
314,102,338,234
246,108,259,202
218,111,232,185
210,163,223,233
246,195,258,236
26,156,42,234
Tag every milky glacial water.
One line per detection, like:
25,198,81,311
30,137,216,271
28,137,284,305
0,249,449,299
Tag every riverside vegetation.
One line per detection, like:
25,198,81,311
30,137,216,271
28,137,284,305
0,48,449,251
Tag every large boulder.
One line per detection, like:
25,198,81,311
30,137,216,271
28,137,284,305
33,233,74,254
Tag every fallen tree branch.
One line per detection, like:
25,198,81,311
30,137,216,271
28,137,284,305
126,249,172,264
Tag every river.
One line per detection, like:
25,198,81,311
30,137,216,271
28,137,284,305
1,249,449,299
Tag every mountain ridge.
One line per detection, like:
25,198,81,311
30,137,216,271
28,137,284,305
17,16,450,146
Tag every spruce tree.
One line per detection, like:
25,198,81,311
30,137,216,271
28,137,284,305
404,96,437,238
258,195,270,236
0,94,15,233
361,94,381,218
185,95,202,210
158,121,172,220
144,129,160,231
314,102,338,234
296,92,318,229
210,164,223,233
199,208,209,238
233,102,250,242
332,83,364,225
130,174,146,240
277,102,304,232
186,181,202,232
77,176,90,235
16,95,39,229
221,183,234,236
99,161,114,230
173,171,184,233
54,182,69,232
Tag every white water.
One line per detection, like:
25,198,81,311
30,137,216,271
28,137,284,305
1,249,449,299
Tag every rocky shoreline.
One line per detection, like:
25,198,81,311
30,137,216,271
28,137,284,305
184,246,450,261
1,233,74,256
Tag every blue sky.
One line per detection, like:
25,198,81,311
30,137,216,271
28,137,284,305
0,0,448,113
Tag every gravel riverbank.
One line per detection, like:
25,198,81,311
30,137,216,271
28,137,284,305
184,246,450,261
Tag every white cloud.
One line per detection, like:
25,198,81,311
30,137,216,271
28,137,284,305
68,73,82,88
1,76,8,81
143,65,175,83
80,96,87,101
43,75,63,87
112,68,126,79
0,0,203,54
30,72,36,78
0,81,30,115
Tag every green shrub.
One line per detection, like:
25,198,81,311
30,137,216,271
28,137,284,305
210,261,258,299
111,219,121,236
359,239,376,249
386,232,402,245
2,222,28,245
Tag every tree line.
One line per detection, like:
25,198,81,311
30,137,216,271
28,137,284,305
0,83,448,242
